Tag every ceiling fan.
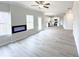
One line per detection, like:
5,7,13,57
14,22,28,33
31,1,50,8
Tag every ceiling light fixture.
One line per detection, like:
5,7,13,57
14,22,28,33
31,1,50,9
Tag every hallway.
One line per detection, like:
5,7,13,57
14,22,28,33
0,27,78,57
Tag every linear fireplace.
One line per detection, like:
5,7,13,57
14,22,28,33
12,25,27,33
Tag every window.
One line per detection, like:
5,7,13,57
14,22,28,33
38,17,42,30
26,15,34,30
0,12,11,36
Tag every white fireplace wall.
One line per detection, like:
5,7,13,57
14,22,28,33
10,4,44,42
0,3,44,46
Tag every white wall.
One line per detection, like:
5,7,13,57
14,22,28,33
0,3,44,46
10,4,44,42
72,2,79,55
43,16,50,28
63,9,74,30
59,16,64,26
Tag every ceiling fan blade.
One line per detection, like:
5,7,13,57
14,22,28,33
35,1,44,5
31,5,39,6
43,6,49,8
44,3,50,5
35,1,40,4
40,1,44,4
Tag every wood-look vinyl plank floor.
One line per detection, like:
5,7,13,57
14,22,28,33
0,27,78,57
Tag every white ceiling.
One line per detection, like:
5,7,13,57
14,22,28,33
0,1,74,16
16,1,73,16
